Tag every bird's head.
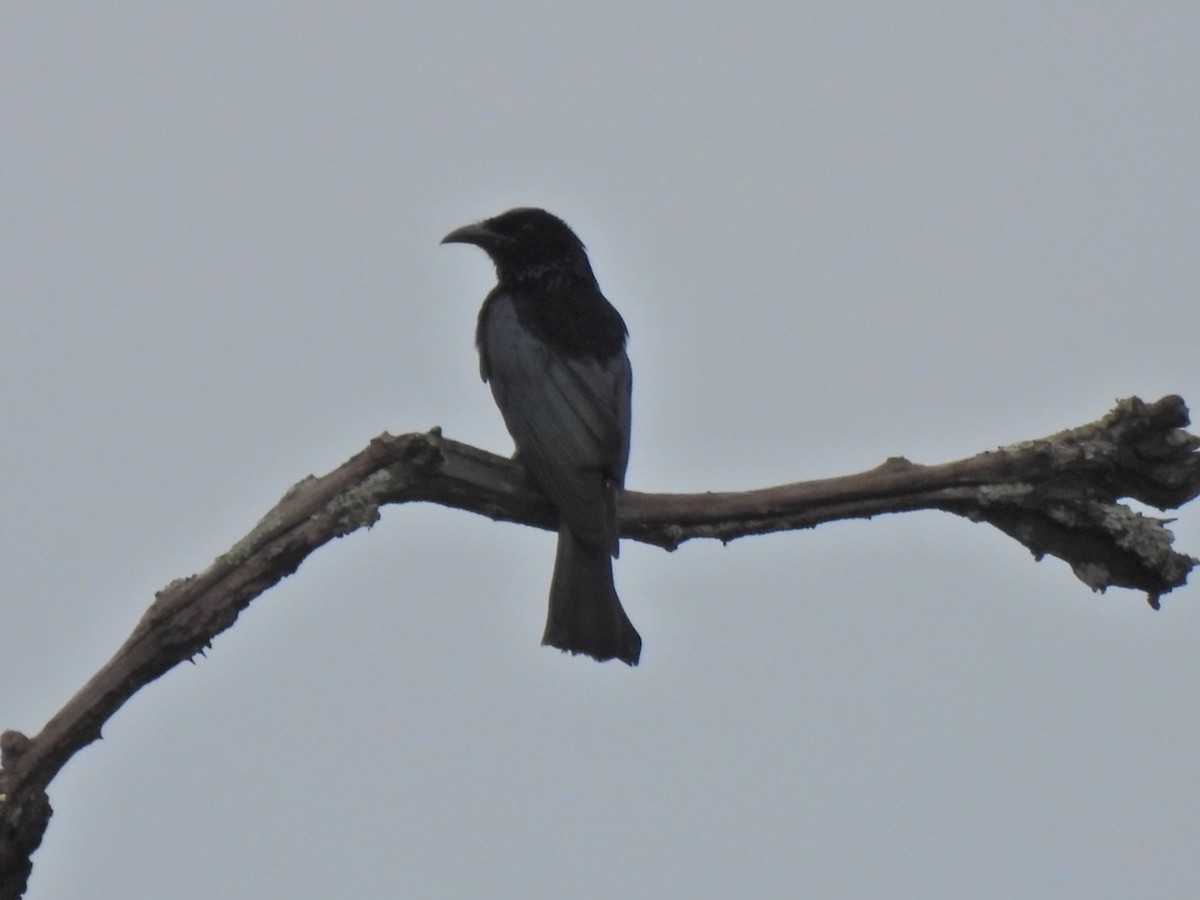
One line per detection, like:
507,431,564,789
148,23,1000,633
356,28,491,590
441,207,594,285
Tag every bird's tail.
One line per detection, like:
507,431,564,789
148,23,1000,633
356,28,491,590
543,526,641,666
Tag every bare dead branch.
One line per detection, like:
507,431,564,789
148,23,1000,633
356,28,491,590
1,394,1197,897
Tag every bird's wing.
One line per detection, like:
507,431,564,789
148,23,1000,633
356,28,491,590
482,294,630,550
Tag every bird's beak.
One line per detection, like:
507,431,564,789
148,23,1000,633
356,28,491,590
440,222,507,248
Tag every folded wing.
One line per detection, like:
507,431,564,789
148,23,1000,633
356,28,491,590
480,292,631,553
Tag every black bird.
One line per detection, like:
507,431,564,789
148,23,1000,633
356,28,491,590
441,208,642,665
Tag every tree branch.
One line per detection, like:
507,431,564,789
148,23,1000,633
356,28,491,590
2,394,1197,897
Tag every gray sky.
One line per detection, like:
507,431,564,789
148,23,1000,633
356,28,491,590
3,5,1198,898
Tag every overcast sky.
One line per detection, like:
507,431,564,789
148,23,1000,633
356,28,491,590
3,5,1199,898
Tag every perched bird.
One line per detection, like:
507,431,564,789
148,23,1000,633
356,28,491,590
441,208,642,665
